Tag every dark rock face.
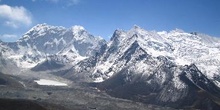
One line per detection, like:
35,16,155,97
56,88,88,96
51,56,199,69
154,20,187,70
120,41,143,63
97,62,220,109
181,64,220,98
31,59,65,71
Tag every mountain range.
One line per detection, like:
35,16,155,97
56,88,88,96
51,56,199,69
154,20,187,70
1,24,220,109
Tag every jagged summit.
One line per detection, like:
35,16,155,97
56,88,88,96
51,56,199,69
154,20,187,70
71,25,85,32
170,28,185,33
68,25,220,83
25,23,66,34
132,24,142,30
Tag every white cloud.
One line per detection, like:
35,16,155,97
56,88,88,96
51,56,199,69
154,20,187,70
0,4,32,28
0,34,18,38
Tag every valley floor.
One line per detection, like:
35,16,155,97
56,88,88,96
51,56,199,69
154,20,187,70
0,85,175,110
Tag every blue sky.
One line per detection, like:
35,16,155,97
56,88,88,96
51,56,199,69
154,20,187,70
0,0,220,42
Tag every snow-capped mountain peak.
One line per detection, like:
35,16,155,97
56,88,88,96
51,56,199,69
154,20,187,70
71,25,85,34
1,24,220,109
71,25,220,84
1,24,220,82
1,24,106,68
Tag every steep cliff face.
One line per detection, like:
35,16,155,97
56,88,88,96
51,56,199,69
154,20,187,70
97,63,220,109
